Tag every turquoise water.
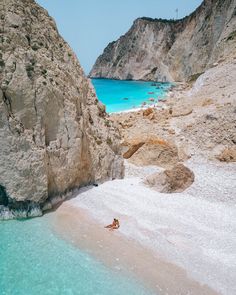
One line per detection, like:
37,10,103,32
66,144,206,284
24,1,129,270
0,216,155,295
92,78,172,113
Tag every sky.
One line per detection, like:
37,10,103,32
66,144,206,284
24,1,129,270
36,0,203,74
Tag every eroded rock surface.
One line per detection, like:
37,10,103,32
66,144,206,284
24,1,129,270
0,0,124,218
216,147,236,162
111,56,236,162
144,164,195,193
90,0,236,82
124,137,179,168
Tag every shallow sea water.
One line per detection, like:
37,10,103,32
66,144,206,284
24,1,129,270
0,214,156,295
91,78,171,113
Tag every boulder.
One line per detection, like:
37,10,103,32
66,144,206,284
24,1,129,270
143,108,153,117
128,137,179,168
147,113,155,120
144,163,194,193
123,142,145,159
201,98,214,107
171,106,193,117
216,147,236,162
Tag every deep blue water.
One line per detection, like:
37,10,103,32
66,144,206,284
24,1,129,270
0,215,155,295
92,79,172,113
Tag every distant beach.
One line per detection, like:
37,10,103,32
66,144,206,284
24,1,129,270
91,78,172,113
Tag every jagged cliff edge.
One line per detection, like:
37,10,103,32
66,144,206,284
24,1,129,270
90,0,236,82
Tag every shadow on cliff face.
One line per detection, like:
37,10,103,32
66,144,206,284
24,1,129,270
0,184,9,206
43,185,96,216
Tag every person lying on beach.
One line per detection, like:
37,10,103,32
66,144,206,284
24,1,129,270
104,218,120,231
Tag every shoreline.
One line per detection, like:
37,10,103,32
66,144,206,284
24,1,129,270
109,104,165,115
89,76,174,83
108,96,169,115
52,203,218,295
50,158,236,295
106,82,188,115
91,78,175,114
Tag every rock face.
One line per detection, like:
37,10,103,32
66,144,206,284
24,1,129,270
90,0,236,82
124,137,179,168
123,142,144,159
216,147,236,162
143,108,153,117
0,0,123,218
144,164,194,193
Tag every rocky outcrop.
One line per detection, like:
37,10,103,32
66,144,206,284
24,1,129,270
111,61,236,161
90,0,236,82
124,137,179,168
177,102,236,156
143,108,153,117
123,142,144,159
144,164,194,193
0,0,123,219
171,106,193,117
216,147,236,162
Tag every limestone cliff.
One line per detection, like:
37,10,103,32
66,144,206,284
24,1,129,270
0,0,124,218
90,0,236,82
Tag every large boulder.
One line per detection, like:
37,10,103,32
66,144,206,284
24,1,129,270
216,147,236,162
143,108,153,117
144,163,194,193
0,0,123,218
171,106,193,117
123,142,145,159
127,137,179,168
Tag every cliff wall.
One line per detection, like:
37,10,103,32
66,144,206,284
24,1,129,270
0,0,123,218
90,0,236,82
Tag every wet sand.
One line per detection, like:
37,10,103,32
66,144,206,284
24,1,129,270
52,203,219,295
